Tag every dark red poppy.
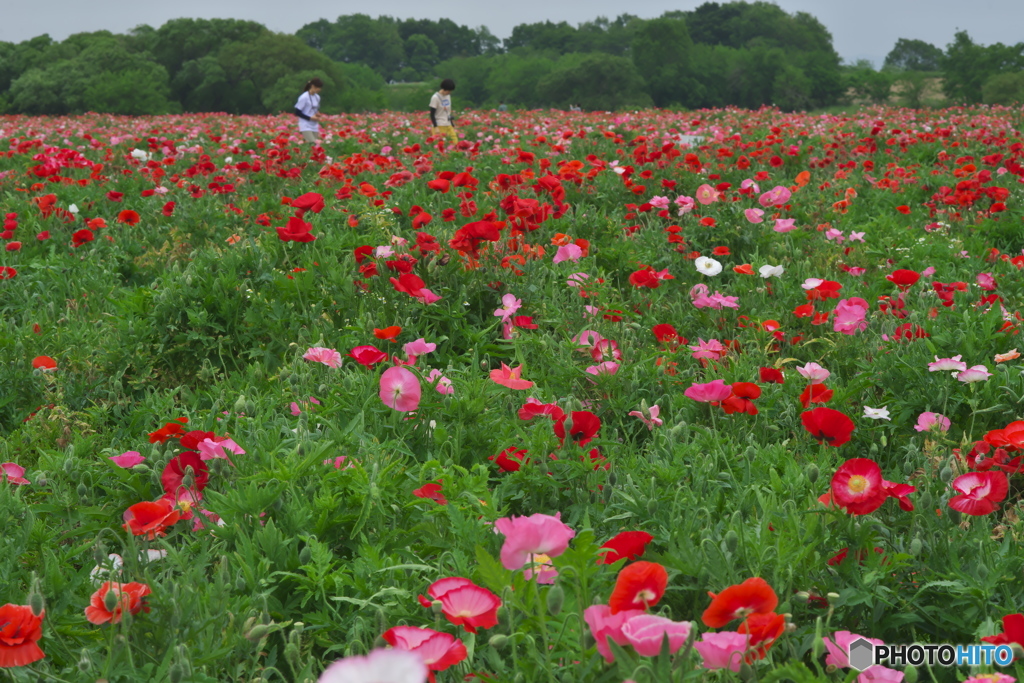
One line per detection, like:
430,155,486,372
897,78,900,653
489,447,529,472
179,430,215,450
72,229,94,247
599,531,654,565
291,192,325,215
161,452,209,497
275,217,316,243
162,201,175,217
412,481,447,505
609,561,668,613
981,613,1024,648
722,382,761,415
801,407,855,447
799,382,833,408
758,367,784,384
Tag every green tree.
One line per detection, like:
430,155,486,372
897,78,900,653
432,55,494,106
405,34,440,76
305,14,405,79
631,17,696,107
884,38,943,71
536,52,651,110
485,53,556,108
982,71,1024,104
942,31,1024,103
504,21,577,54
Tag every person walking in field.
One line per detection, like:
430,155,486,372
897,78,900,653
429,78,458,148
294,78,323,145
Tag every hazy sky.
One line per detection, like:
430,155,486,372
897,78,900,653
2,0,1021,67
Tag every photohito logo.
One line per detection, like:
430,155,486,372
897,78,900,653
847,638,1014,670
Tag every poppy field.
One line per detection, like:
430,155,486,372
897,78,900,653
2,106,1024,683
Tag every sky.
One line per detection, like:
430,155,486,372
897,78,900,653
2,0,1021,67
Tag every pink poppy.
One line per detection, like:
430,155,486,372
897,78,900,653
796,362,830,384
420,580,501,633
494,512,575,570
381,626,467,678
553,244,583,263
823,631,884,669
833,298,869,335
1,462,30,485
684,379,732,403
584,604,646,663
773,218,797,232
489,363,533,390
303,347,343,368
913,412,950,433
493,293,522,322
743,208,764,224
317,648,427,683
380,366,422,412
621,614,693,657
956,365,991,383
109,451,145,468
758,186,791,208
427,369,454,395
694,631,749,672
696,184,720,205
629,404,662,430
689,338,727,361
585,361,619,377
197,437,245,464
927,355,967,372
403,338,437,358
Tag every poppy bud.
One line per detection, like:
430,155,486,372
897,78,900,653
372,635,387,649
236,575,247,592
723,530,738,553
169,664,184,683
826,592,840,600
28,575,45,617
939,466,952,483
234,395,247,413
794,591,810,604
245,624,272,642
743,445,756,461
910,537,922,556
182,466,195,490
78,649,93,673
546,583,564,616
284,642,300,670
739,662,756,682
976,562,988,580
289,623,304,644
669,420,688,440
245,399,255,415
299,546,312,564
608,472,618,487
806,463,819,483
431,599,444,616
869,443,879,457
77,483,89,498
902,459,914,475
104,587,120,613
918,490,932,510
582,631,595,649
64,458,75,474
35,471,47,486
93,542,107,566
489,634,508,650
1011,643,1024,660
646,498,658,516
903,665,918,683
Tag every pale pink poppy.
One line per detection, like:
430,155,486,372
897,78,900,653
913,412,950,433
674,195,695,215
1,462,30,485
921,266,935,278
648,195,670,210
303,347,343,368
684,379,732,402
743,208,764,224
976,272,996,290
694,631,749,671
566,272,589,287
317,648,427,683
796,362,830,384
585,361,619,377
323,456,351,469
553,244,583,264
928,355,967,372
956,365,991,383
198,437,246,464
758,186,791,208
522,553,558,584
621,615,693,657
833,298,869,335
740,179,760,193
373,246,394,258
801,278,824,290
689,338,727,361
403,338,436,358
494,512,575,570
825,228,845,242
110,451,145,468
823,631,884,669
380,366,422,412
848,231,866,242
773,218,797,232
489,363,533,390
413,288,441,305
629,404,662,430
427,369,454,395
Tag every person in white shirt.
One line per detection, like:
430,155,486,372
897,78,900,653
294,78,323,145
428,78,457,148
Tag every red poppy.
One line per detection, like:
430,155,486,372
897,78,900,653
712,246,731,256
275,217,316,243
886,269,920,290
71,229,94,247
738,611,786,660
449,220,502,257
984,421,1024,451
722,382,761,415
518,400,565,422
106,191,123,202
830,458,887,515
702,577,778,628
652,324,683,346
84,582,151,625
599,531,654,565
348,345,388,367
799,382,833,408
291,192,325,215
0,604,45,667
123,499,180,539
981,613,1024,648
427,178,451,193
382,626,466,678
758,367,784,384
117,210,140,225
825,546,886,567
949,471,1009,516
608,561,668,613
413,481,447,505
419,579,500,634
489,447,529,472
553,411,601,447
161,452,209,497
148,418,188,444
5,241,20,252
801,407,855,447
31,356,57,371
374,326,402,341
179,430,215,450
0,266,16,280
162,201,175,217
733,263,755,274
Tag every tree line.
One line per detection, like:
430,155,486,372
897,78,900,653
1,2,1022,116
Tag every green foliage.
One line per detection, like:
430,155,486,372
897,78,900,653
537,53,653,111
942,30,1024,104
884,38,944,71
982,71,1024,105
630,18,696,108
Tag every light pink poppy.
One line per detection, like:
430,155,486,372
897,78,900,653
927,355,967,372
773,218,797,232
553,244,583,263
825,228,845,242
956,365,991,383
833,298,868,335
489,363,533,390
743,208,764,224
976,272,996,290
427,369,454,395
647,196,670,210
629,404,662,430
621,614,693,657
198,437,245,464
758,186,791,208
403,338,437,358
913,412,950,433
584,604,646,663
696,184,720,205
796,362,830,384
848,231,866,242
694,631,749,672
1,462,30,485
317,648,427,683
823,631,884,669
674,195,695,214
493,293,521,321
380,366,422,412
303,346,343,368
684,379,732,403
586,361,619,377
494,512,575,570
110,451,145,468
